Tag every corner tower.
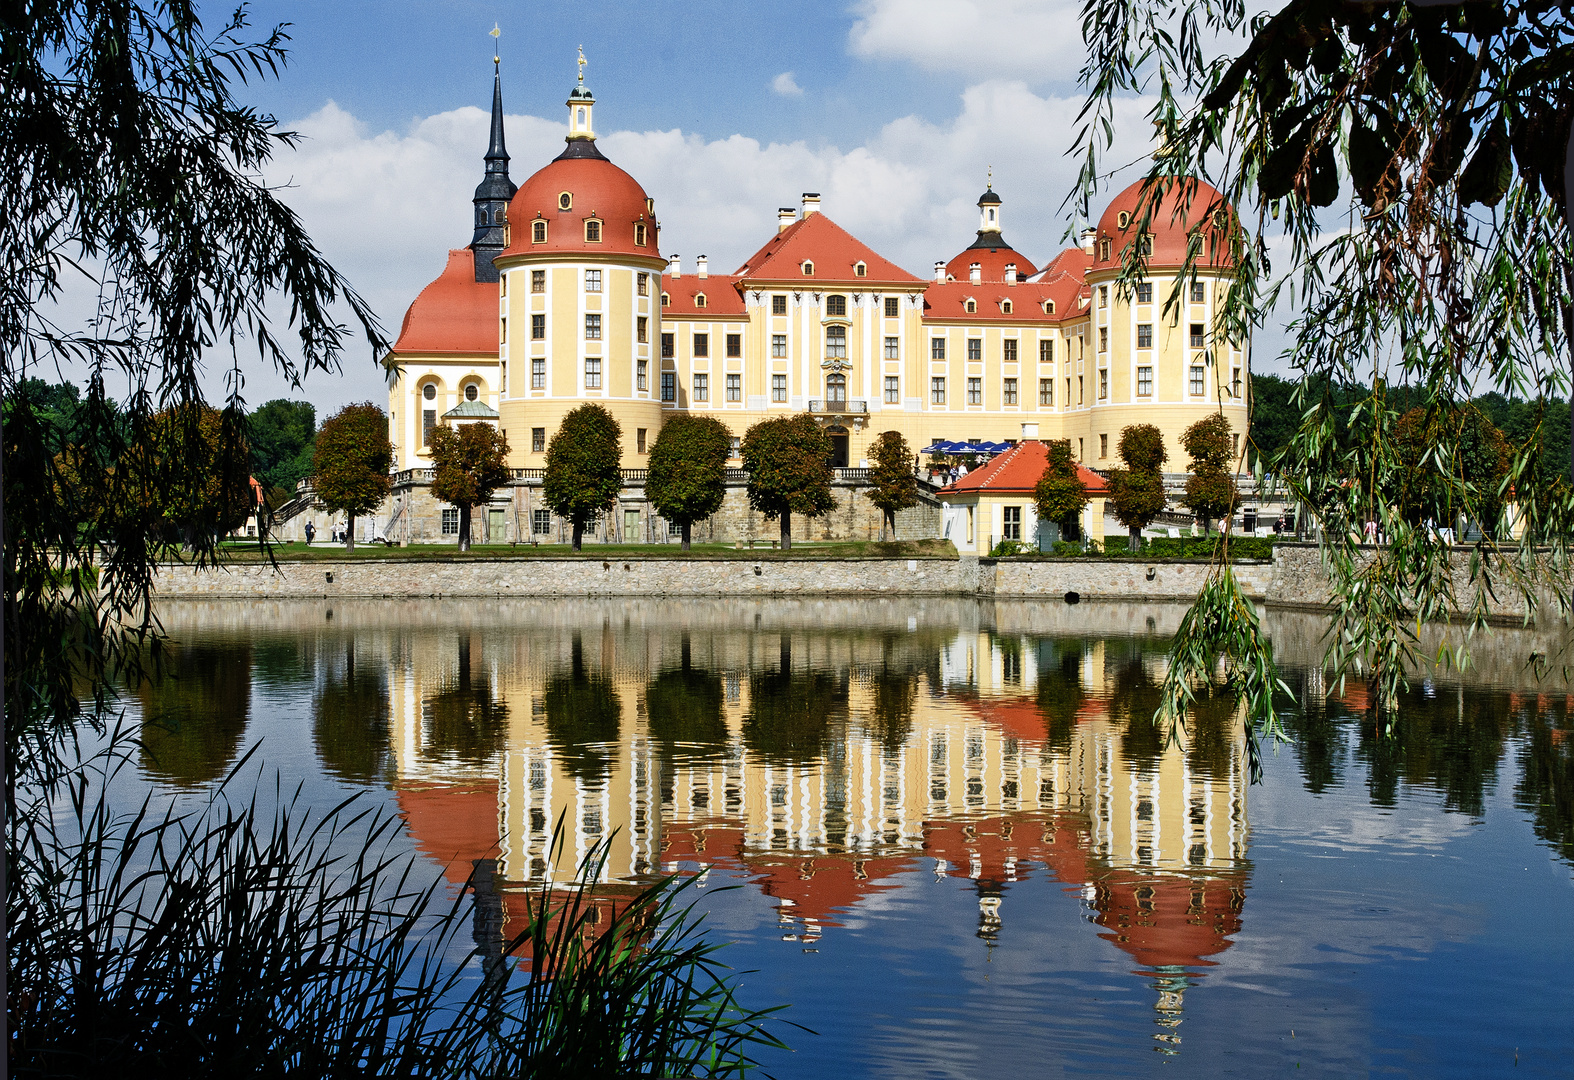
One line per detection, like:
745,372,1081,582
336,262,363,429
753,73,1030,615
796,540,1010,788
470,48,517,283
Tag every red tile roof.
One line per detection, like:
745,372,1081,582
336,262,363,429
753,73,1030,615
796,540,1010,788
943,241,1039,283
733,212,925,285
1093,175,1238,272
660,273,748,317
941,440,1108,496
501,153,659,261
390,249,498,356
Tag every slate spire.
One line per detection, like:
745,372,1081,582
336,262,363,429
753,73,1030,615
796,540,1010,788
470,53,516,283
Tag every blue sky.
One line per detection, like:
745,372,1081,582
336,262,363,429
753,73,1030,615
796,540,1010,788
175,0,1274,409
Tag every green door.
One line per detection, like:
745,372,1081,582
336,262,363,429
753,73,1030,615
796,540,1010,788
488,508,506,543
624,509,641,543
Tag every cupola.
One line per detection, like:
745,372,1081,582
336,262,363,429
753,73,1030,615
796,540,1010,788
567,46,595,141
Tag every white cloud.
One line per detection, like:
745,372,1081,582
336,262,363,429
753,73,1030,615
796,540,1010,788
849,0,1086,82
771,71,804,97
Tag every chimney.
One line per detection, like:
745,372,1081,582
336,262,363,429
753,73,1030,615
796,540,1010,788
1005,264,1017,286
801,192,821,216
667,254,681,278
696,255,708,279
935,261,946,283
1079,227,1097,254
778,206,797,232
1021,422,1039,440
969,263,982,286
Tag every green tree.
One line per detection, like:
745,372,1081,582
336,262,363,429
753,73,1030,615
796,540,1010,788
313,403,392,552
158,404,254,546
740,413,835,550
1105,424,1169,551
1032,439,1088,542
429,422,511,551
543,403,622,550
867,430,917,540
1248,373,1298,472
248,399,316,499
645,414,729,550
1393,405,1510,534
1180,414,1237,535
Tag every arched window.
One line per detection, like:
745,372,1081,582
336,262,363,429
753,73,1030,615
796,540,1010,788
826,373,847,403
585,219,601,243
1002,300,1013,315
1043,300,1056,314
802,260,814,276
825,325,847,358
826,294,846,317
661,292,670,306
854,261,867,277
532,220,547,243
964,298,977,314
422,383,437,401
635,223,647,246
558,192,572,210
695,292,707,308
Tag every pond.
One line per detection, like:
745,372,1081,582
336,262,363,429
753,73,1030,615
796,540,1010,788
129,598,1573,1077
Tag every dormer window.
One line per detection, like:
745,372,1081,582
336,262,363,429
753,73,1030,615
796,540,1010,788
1043,300,1056,315
635,223,647,246
661,292,670,306
558,192,572,210
1117,210,1131,228
646,198,655,215
1001,300,1013,315
802,260,814,276
854,261,867,277
1098,238,1112,261
532,221,547,244
695,292,707,308
964,298,977,314
1138,233,1153,256
585,219,602,243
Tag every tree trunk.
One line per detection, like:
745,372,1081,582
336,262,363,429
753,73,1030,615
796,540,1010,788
681,521,691,552
458,504,471,552
780,510,792,551
346,513,356,552
1130,523,1141,551
887,509,897,541
571,519,583,551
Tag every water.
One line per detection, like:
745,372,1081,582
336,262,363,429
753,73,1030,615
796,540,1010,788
126,598,1573,1077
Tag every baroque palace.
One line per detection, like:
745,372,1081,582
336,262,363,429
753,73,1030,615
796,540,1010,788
367,60,1248,545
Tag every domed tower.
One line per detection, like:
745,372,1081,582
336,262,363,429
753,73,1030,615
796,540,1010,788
1082,177,1247,468
942,177,1038,284
495,54,666,468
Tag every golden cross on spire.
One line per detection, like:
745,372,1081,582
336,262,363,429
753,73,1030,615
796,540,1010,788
489,23,501,67
577,45,587,84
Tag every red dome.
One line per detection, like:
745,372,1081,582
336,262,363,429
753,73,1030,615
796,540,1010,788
943,240,1038,283
500,147,658,261
1092,177,1237,271
391,249,498,355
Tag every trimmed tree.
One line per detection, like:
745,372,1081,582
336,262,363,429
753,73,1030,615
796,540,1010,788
645,414,730,551
1032,439,1089,543
543,403,622,550
1180,413,1238,535
867,430,917,540
1105,423,1169,551
740,414,836,551
313,402,392,551
429,422,511,551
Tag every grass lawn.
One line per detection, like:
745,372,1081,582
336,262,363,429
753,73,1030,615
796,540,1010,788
205,537,959,563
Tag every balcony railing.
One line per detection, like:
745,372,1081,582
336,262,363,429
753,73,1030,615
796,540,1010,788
807,399,868,414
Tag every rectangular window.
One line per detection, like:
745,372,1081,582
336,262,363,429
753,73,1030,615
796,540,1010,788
637,272,649,296
1100,433,1109,458
825,325,847,358
726,373,741,401
1137,365,1153,395
532,508,552,535
661,332,675,359
693,373,709,401
1077,375,1084,404
531,313,545,339
1003,339,1018,363
584,357,602,389
637,428,647,453
1137,323,1153,349
1232,368,1242,397
726,333,742,358
1003,378,1018,405
422,409,436,446
1099,326,1108,352
637,316,648,343
531,357,545,390
500,317,507,344
693,333,709,357
931,338,946,360
1099,368,1108,399
771,333,787,358
1191,280,1205,303
967,338,982,361
931,377,946,404
729,436,741,459
1039,339,1054,364
772,294,788,315
1136,282,1153,303
661,372,676,402
1003,506,1021,541
884,376,900,403
531,270,545,293
771,374,787,402
1038,378,1053,406
885,297,900,318
884,336,899,359
826,294,846,317
442,508,459,535
585,314,601,340
1099,285,1109,308
967,377,982,404
637,359,648,391
532,427,546,452
585,269,602,292
1190,323,1205,348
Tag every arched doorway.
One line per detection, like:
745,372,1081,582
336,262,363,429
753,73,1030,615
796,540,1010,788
826,424,849,468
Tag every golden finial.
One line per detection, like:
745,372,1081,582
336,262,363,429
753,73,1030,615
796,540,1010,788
489,23,500,67
577,45,587,84
987,164,993,190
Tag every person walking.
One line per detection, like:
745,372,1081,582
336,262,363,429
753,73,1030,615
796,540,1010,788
304,520,315,545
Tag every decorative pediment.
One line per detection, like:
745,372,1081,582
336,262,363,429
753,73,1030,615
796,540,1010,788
821,358,852,372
